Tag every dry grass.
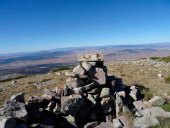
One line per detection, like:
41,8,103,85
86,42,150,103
107,59,170,96
0,59,170,105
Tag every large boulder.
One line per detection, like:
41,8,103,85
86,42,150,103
148,96,165,106
78,53,103,62
93,68,106,85
81,61,92,72
10,93,25,103
115,94,124,117
113,116,130,128
0,116,16,128
133,116,159,128
139,107,170,118
133,100,146,111
61,94,84,115
100,88,110,98
73,65,85,75
66,77,83,88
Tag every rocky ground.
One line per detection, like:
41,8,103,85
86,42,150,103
0,54,170,128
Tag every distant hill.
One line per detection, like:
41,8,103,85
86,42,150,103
0,42,170,80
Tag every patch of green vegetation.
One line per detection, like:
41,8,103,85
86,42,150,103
160,56,170,63
150,56,170,63
51,66,70,72
159,103,170,112
151,117,170,128
164,76,170,84
150,57,161,60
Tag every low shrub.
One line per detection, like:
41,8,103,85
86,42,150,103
164,76,170,84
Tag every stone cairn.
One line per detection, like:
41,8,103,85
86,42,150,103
0,53,144,128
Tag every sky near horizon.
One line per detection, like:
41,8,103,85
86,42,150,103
0,0,170,54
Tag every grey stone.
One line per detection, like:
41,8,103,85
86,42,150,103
93,68,106,85
112,118,123,128
115,94,124,117
43,88,60,100
78,53,103,62
0,116,16,128
148,96,165,106
61,94,84,115
81,61,92,72
66,77,83,88
73,65,85,75
133,116,159,128
10,93,25,103
133,100,145,111
87,94,96,105
101,97,113,114
84,121,98,128
65,115,77,127
73,82,97,93
88,62,96,66
129,89,138,101
100,88,110,98
13,106,28,122
2,100,28,122
139,107,170,118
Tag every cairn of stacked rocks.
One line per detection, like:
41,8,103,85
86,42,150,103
2,53,170,128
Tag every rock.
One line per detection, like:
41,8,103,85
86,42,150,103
115,94,124,117
78,53,103,62
0,116,16,128
2,100,27,122
74,82,97,93
84,121,98,128
133,116,159,128
148,96,165,106
65,115,77,127
116,116,130,128
66,77,83,88
117,91,126,98
13,106,28,122
93,68,106,85
10,93,25,103
87,94,96,106
101,97,113,114
130,86,136,90
133,100,145,111
157,73,162,78
88,62,96,66
81,61,92,72
11,80,17,86
139,107,170,118
43,88,60,100
73,65,85,75
129,88,141,101
61,94,84,115
112,118,123,128
65,71,75,77
100,88,110,98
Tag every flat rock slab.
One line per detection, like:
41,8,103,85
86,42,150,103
78,53,103,62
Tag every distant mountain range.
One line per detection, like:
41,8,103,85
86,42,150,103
0,42,170,80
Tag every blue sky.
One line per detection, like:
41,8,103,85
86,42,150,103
0,0,170,54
